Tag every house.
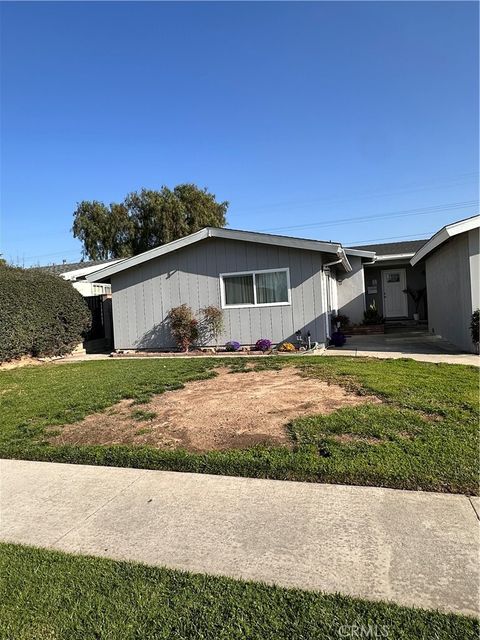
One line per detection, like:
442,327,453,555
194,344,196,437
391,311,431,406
35,259,121,297
86,216,479,354
410,214,479,352
348,239,428,323
87,227,374,350
36,258,121,346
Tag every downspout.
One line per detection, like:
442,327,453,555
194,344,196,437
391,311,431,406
322,258,343,270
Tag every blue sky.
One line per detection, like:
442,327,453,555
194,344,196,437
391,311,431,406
1,1,478,266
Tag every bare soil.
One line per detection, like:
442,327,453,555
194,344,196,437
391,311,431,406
48,368,379,452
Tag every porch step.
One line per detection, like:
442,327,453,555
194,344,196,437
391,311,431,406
385,321,428,334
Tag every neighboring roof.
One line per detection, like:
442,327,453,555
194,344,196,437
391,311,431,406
86,227,375,282
349,239,427,258
410,214,480,266
35,258,121,281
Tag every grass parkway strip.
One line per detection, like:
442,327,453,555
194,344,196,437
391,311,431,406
0,543,477,640
0,356,478,494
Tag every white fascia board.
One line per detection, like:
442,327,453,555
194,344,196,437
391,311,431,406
86,227,351,282
410,214,479,266
376,253,416,262
61,260,123,281
343,248,376,258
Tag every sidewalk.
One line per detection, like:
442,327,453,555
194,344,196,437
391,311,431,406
1,459,478,616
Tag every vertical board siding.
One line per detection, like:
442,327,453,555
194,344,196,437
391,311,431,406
425,233,475,352
111,237,328,349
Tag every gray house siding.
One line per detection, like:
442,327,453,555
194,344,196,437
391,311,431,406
336,256,366,324
425,231,478,352
111,237,329,350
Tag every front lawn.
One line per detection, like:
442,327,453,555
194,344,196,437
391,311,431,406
0,543,477,640
0,356,478,494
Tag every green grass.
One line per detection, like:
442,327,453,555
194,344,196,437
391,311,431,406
0,356,478,494
0,543,476,640
131,408,158,421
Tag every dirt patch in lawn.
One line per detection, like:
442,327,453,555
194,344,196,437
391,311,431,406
47,368,380,452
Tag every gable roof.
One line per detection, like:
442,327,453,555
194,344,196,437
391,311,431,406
349,239,427,257
86,227,375,283
410,214,480,266
35,258,121,281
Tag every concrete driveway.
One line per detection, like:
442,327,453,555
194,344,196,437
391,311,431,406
1,459,478,616
325,329,479,366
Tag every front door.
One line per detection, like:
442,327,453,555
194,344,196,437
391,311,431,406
382,268,408,318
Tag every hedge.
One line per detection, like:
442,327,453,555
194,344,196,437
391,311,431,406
0,265,91,362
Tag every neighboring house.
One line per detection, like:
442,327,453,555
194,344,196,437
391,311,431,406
36,258,121,345
348,240,428,322
87,227,374,350
410,215,479,352
35,259,121,296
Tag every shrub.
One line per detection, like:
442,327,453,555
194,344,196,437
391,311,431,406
0,265,91,362
255,338,272,352
330,331,346,347
225,340,241,352
167,305,198,351
471,309,479,345
363,300,383,325
278,342,296,352
200,305,224,346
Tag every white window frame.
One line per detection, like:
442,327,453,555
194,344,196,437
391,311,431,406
219,268,291,309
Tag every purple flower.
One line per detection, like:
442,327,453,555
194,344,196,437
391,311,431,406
225,341,241,352
255,338,272,352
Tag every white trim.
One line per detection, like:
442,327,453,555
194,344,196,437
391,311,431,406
60,260,123,281
410,214,480,266
86,227,353,282
343,248,376,258
381,268,408,318
219,267,291,309
375,253,416,262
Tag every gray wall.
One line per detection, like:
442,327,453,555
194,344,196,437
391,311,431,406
336,256,366,324
468,229,479,312
111,237,330,349
363,263,427,320
425,230,478,352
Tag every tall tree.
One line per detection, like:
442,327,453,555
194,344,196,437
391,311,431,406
72,185,228,259
72,201,132,260
174,184,228,233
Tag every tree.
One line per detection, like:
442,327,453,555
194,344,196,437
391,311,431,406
174,184,228,233
72,184,228,259
72,201,133,260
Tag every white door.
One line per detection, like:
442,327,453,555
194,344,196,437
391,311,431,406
382,268,408,318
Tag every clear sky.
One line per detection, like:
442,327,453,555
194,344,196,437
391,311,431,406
1,1,478,266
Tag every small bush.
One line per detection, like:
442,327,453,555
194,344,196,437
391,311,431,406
0,265,91,362
200,305,224,346
225,340,241,352
278,342,296,352
471,309,479,345
363,300,383,325
329,331,346,347
255,338,272,352
167,304,198,351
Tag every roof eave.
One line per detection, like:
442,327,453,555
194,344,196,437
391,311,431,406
86,226,352,281
410,214,480,266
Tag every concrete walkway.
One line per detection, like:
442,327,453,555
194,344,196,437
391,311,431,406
325,330,480,366
1,459,478,616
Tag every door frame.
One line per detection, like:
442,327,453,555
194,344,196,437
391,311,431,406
381,268,408,318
